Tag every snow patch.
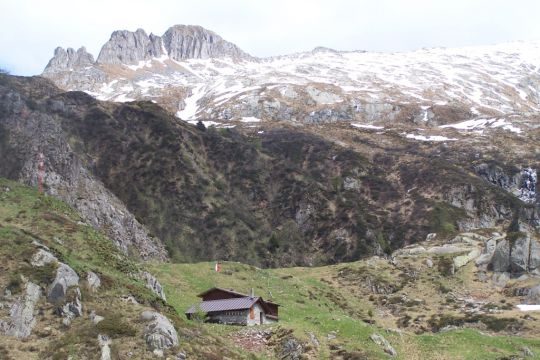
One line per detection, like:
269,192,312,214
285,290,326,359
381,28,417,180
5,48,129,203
351,123,384,130
517,305,540,312
240,117,262,123
405,134,458,142
176,85,205,120
440,118,522,133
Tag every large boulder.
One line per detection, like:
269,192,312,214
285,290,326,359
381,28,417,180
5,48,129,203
491,240,511,272
510,235,531,273
141,311,179,355
475,238,497,266
48,263,80,303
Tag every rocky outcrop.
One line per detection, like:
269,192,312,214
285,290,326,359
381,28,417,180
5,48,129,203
31,248,58,266
140,311,179,355
140,271,166,301
370,333,397,357
98,334,112,360
453,249,481,270
489,233,540,274
474,164,538,205
1,281,41,338
162,25,250,61
97,29,165,65
47,263,79,303
280,337,304,360
95,25,250,65
86,271,101,292
43,47,94,74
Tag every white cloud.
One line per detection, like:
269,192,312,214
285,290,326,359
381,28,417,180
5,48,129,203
2,0,540,75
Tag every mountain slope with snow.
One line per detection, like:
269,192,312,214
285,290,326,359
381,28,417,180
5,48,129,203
42,26,540,139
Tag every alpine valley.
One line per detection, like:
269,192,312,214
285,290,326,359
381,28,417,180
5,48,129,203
0,24,539,359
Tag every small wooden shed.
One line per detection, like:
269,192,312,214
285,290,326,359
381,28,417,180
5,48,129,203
185,287,279,325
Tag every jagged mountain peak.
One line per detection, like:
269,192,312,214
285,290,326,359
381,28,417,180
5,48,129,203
162,24,252,61
43,46,94,73
96,27,165,65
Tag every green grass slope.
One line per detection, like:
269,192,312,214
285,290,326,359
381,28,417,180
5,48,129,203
149,260,540,360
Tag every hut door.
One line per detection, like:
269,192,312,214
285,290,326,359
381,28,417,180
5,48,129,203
260,312,263,324
249,306,255,320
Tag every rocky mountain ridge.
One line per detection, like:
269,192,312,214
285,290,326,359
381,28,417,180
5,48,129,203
42,26,540,142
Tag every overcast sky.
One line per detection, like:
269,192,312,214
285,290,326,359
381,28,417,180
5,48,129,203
2,0,540,75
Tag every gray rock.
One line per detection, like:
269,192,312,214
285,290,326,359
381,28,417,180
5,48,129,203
510,235,531,273
492,272,510,288
163,25,251,61
141,311,179,352
491,240,511,272
43,47,94,74
305,86,342,105
343,177,361,191
140,271,166,301
86,271,101,292
90,310,105,325
61,287,83,320
48,263,79,303
394,245,426,257
454,249,481,270
121,295,140,305
529,240,540,271
280,337,303,360
427,245,468,255
522,346,534,357
425,233,437,241
425,259,434,268
475,238,497,266
528,285,540,304
370,333,397,357
31,248,58,267
97,28,165,65
307,332,320,348
4,281,41,338
98,334,112,360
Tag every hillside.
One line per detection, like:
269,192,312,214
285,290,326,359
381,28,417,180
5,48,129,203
42,25,540,135
148,236,540,360
0,178,254,359
1,178,539,359
1,73,539,268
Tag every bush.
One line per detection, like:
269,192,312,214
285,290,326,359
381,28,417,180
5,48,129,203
21,262,58,286
96,314,137,338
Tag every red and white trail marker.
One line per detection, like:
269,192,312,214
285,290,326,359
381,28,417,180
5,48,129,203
214,262,221,272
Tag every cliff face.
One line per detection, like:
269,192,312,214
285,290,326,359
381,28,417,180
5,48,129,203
0,76,166,260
